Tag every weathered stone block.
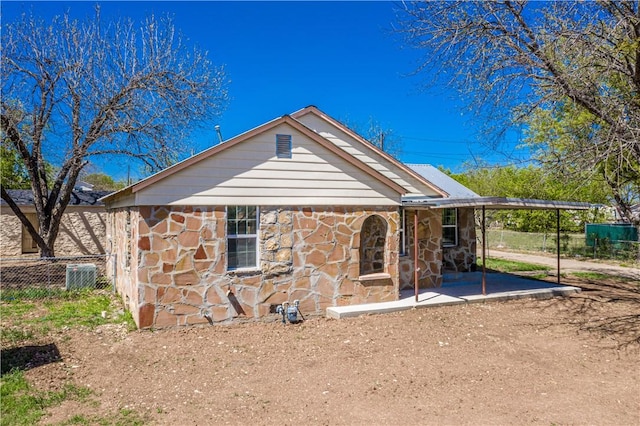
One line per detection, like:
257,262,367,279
153,220,168,234
186,315,210,325
194,260,213,272
144,252,160,267
172,303,200,315
194,245,207,260
177,231,199,248
170,213,185,223
205,286,223,305
154,207,169,222
137,268,149,283
142,286,156,304
264,262,291,276
138,237,151,251
175,254,194,273
264,291,288,305
209,306,229,322
305,250,326,266
278,211,292,225
138,304,155,328
262,210,277,224
151,272,172,285
174,271,199,286
155,309,178,328
168,221,182,234
185,216,201,231
265,238,279,251
184,289,203,305
275,248,291,262
280,234,293,248
160,286,181,303
151,236,170,251
316,275,334,299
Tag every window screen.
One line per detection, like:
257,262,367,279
227,206,258,269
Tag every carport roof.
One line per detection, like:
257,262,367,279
402,196,594,210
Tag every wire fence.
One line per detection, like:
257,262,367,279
484,229,640,263
0,254,114,301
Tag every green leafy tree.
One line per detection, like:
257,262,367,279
450,165,611,232
524,101,640,224
1,141,29,189
81,173,126,192
1,8,229,256
397,1,639,224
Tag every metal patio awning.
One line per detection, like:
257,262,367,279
401,196,597,302
402,196,594,210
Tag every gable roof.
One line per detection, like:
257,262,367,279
406,164,479,199
1,189,110,207
291,106,448,197
101,113,408,204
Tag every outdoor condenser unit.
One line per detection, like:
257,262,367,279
65,263,97,290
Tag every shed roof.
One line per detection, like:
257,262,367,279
403,196,594,210
405,164,479,199
1,189,110,207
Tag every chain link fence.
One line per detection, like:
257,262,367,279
0,254,115,301
484,229,640,263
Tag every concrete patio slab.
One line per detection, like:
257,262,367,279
326,272,581,319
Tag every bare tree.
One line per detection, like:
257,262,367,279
1,8,228,257
342,116,403,158
396,1,639,223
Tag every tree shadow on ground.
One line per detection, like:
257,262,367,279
543,275,640,349
1,343,62,375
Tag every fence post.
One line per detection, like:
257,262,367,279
111,252,117,294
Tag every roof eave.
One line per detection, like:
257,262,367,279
402,196,596,210
291,106,449,197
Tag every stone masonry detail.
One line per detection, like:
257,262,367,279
130,205,399,328
399,209,443,289
1,208,106,257
443,208,477,273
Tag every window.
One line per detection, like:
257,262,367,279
442,208,458,247
227,206,258,270
276,134,292,158
399,209,406,256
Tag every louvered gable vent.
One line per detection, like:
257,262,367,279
276,134,292,158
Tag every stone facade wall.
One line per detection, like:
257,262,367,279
0,210,21,256
442,208,477,272
399,209,443,289
399,208,478,289
1,207,106,257
107,208,140,322
126,205,399,328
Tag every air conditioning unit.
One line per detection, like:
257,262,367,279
66,264,97,290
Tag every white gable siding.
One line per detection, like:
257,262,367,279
296,114,443,197
134,123,402,206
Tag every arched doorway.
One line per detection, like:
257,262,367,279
359,215,387,275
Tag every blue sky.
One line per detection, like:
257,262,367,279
2,1,527,180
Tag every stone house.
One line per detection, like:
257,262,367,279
101,106,478,329
0,189,110,257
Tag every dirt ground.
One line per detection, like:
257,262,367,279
17,274,640,425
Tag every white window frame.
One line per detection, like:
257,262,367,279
442,208,458,247
399,208,407,256
226,206,259,270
